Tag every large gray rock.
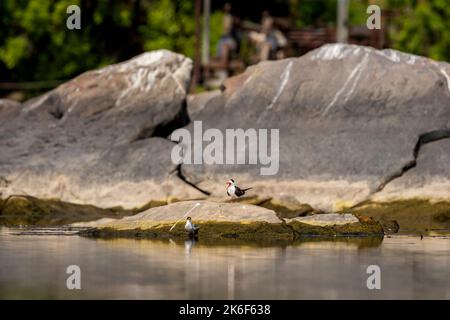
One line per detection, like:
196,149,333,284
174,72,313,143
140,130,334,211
2,44,450,214
0,99,20,126
0,50,205,208
180,44,450,211
74,200,382,240
187,90,221,119
73,200,282,229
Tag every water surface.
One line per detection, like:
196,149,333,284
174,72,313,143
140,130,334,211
1,227,450,299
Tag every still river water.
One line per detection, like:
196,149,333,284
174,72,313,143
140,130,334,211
1,227,450,299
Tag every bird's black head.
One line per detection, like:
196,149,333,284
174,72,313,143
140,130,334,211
187,217,191,221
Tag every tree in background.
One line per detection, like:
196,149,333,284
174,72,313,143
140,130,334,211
0,0,223,86
139,0,196,58
1,0,449,91
289,0,368,27
388,0,450,62
0,0,141,83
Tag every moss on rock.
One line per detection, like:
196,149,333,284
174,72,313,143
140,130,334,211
81,221,295,241
80,215,384,241
260,200,316,219
345,199,450,233
131,199,171,212
0,195,181,227
85,228,384,247
379,219,400,234
0,195,135,226
288,216,383,237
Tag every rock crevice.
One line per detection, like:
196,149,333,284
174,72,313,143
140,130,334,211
173,164,211,196
376,129,450,193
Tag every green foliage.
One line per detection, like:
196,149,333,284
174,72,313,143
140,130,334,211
349,0,370,25
293,0,337,27
290,0,450,62
388,0,450,61
0,36,29,69
0,0,226,84
346,199,450,233
140,0,196,58
0,0,118,82
292,0,377,27
1,0,449,86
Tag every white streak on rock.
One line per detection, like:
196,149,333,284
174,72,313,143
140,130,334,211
377,49,400,63
321,54,368,116
438,66,450,95
24,94,48,112
244,73,255,86
116,69,158,107
310,43,347,60
343,54,369,103
375,49,424,65
407,55,417,65
311,44,424,66
172,58,193,94
266,60,293,110
430,61,450,95
170,72,187,95
109,50,172,73
310,43,367,61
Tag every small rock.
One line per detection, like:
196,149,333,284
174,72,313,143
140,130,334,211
380,219,400,234
288,213,359,227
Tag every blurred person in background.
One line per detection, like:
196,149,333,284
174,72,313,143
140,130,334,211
216,3,240,69
249,12,287,61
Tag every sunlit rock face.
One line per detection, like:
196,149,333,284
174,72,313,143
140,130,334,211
1,44,449,213
0,50,204,208
183,44,450,211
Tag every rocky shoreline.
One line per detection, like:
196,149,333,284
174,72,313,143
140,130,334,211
74,200,384,240
1,44,450,238
0,196,450,238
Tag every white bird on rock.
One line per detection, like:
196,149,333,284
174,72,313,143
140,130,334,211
185,217,199,235
226,179,252,198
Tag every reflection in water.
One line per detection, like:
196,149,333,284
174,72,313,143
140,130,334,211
1,228,450,299
228,262,235,300
184,239,196,255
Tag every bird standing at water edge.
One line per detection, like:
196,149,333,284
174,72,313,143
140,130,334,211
226,179,252,198
185,217,199,236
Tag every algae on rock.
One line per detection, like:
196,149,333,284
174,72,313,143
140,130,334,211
345,199,450,234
